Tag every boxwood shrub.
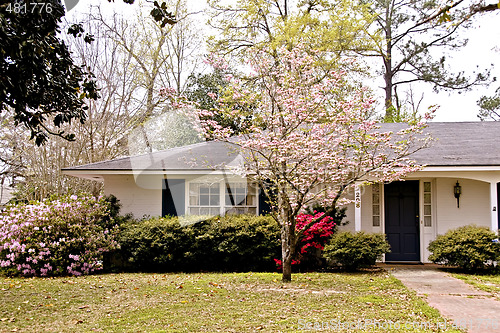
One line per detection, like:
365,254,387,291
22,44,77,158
113,215,281,272
428,225,500,271
323,231,390,271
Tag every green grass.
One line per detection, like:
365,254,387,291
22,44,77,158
450,272,500,299
0,271,461,332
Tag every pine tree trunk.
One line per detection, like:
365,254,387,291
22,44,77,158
383,7,394,121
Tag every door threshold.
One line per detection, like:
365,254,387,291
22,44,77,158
384,261,422,264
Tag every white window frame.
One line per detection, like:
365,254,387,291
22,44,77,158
372,183,381,227
186,179,258,216
224,182,258,215
188,181,222,216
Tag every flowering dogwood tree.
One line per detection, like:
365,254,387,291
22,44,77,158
181,46,431,281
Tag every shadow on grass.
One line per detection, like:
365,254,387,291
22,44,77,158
438,266,500,276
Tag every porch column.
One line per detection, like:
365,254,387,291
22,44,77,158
354,184,362,232
490,182,498,232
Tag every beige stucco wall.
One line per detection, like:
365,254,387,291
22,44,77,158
103,174,163,218
434,178,490,234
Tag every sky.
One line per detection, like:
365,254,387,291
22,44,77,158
65,0,500,123
412,15,500,122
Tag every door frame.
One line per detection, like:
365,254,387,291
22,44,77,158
383,180,421,262
418,179,437,263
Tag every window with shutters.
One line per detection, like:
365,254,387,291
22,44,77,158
188,181,258,215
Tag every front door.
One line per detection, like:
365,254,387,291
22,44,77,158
385,181,420,262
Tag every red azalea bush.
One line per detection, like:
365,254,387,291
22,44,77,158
297,212,336,254
274,211,338,271
0,194,119,276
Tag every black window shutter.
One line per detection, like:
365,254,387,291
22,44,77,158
162,179,185,217
258,187,272,216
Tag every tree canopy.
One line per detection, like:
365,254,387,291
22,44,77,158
364,0,493,120
206,0,496,120
207,0,374,68
0,0,175,145
0,1,98,145
478,87,500,120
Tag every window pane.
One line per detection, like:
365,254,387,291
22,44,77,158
373,205,380,215
373,216,380,227
424,205,431,215
189,196,198,205
189,207,199,215
200,187,209,194
210,195,220,206
189,183,198,195
372,184,379,193
424,182,431,192
210,183,220,192
247,195,256,206
424,193,431,204
424,216,432,227
224,182,258,212
200,195,209,206
235,195,245,206
372,194,379,204
200,207,210,215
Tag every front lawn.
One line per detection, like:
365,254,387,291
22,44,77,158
0,271,460,332
450,272,500,299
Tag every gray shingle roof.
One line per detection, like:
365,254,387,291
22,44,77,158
61,122,500,172
62,141,242,171
392,122,500,166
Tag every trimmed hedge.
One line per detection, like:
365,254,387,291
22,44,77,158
112,215,281,272
323,231,390,271
428,225,500,271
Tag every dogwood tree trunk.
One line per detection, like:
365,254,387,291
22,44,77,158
279,202,297,282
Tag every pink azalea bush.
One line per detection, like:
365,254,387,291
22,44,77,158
0,194,119,276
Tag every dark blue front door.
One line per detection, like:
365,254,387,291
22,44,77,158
385,181,420,262
497,183,500,230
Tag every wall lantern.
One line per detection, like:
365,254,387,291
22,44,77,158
454,181,462,208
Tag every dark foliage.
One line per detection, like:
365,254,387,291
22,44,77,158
112,215,281,272
0,0,99,145
323,231,391,271
185,69,255,138
428,225,500,271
